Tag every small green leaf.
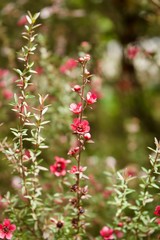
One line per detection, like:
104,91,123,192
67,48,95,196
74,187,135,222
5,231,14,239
42,107,48,115
26,15,32,24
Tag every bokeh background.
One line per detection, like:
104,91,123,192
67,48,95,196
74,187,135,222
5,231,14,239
0,0,160,237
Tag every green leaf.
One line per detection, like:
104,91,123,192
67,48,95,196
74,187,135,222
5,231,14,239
39,145,48,149
13,68,23,76
33,12,40,21
40,121,50,125
117,172,124,180
26,15,32,24
151,183,159,189
24,25,29,31
38,166,48,171
42,107,48,115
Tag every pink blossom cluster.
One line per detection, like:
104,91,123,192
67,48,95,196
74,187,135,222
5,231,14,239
59,58,78,74
50,54,97,178
68,54,98,165
50,156,70,177
100,226,114,240
69,55,97,157
67,54,99,230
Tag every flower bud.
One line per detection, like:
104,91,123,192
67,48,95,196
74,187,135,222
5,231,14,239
84,133,91,140
56,221,64,229
73,85,81,92
118,222,123,227
78,57,84,63
79,206,85,214
84,54,91,61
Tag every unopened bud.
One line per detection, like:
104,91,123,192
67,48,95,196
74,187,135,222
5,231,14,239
84,69,90,75
56,221,64,229
78,57,84,63
84,133,91,140
73,85,81,92
79,206,85,214
84,54,91,61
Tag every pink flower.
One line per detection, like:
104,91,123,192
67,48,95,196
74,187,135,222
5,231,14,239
50,156,69,177
23,150,31,161
115,230,123,238
0,69,9,78
154,205,160,216
69,165,85,174
126,45,140,59
60,58,77,74
2,90,13,100
0,81,6,88
71,118,90,134
100,226,114,240
155,218,160,225
103,190,113,199
35,66,44,75
86,92,97,104
80,41,91,51
65,59,77,69
17,16,27,26
125,165,138,178
69,103,82,114
68,147,80,156
0,219,16,239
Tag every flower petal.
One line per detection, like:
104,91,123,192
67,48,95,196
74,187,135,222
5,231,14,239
6,232,12,240
3,219,10,226
9,224,16,231
0,231,5,239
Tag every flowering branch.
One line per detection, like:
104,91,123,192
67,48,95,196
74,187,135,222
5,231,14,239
0,12,50,238
11,11,41,197
68,54,97,238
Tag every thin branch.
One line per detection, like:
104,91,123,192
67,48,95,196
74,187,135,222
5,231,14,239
151,0,160,10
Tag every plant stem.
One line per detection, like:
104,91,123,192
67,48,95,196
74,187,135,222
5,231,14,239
75,62,87,235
